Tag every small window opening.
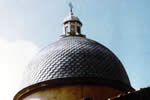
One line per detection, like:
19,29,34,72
77,26,81,34
65,26,68,34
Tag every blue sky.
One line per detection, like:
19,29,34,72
0,0,150,99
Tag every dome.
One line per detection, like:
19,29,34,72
63,15,81,23
14,6,134,100
63,11,82,25
21,36,132,91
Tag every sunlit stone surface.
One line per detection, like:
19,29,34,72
23,85,123,100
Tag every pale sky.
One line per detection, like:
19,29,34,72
0,0,150,99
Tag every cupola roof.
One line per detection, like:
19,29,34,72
63,2,82,25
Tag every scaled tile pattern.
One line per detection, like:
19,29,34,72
22,36,130,89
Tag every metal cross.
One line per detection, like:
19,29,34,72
69,2,73,13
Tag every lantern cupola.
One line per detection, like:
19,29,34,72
63,3,85,37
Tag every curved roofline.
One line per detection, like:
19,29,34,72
14,77,134,100
63,20,82,25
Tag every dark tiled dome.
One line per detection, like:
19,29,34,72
22,36,131,90
14,8,134,100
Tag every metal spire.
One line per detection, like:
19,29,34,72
69,2,73,15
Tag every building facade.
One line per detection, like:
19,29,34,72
110,87,150,100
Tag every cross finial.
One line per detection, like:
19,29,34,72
69,2,73,15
